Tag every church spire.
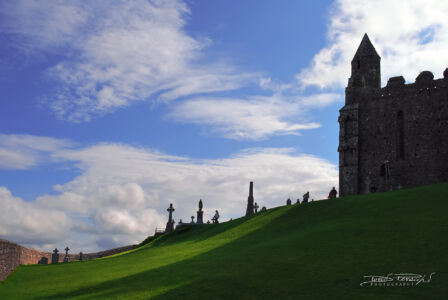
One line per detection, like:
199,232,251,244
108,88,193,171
353,33,379,58
349,33,381,89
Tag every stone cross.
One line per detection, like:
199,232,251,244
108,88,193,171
191,216,195,223
165,203,175,232
51,248,59,264
254,202,259,213
64,246,70,263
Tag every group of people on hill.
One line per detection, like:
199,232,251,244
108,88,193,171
296,186,338,204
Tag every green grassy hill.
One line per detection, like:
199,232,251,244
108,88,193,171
1,183,447,299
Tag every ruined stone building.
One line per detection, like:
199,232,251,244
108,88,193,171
338,34,448,196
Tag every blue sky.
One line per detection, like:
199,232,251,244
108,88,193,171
1,0,448,252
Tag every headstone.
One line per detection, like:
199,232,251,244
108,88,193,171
79,252,83,261
207,220,210,224
179,219,183,224
286,198,292,206
191,216,195,223
64,246,70,263
260,206,267,212
254,202,259,213
165,203,175,232
51,248,59,264
38,257,48,264
245,181,255,216
196,199,204,224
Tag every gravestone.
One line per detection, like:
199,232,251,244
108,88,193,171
254,202,259,213
165,203,175,232
64,246,70,263
260,206,267,212
38,257,48,264
286,198,292,206
190,216,195,224
79,252,83,261
51,248,59,264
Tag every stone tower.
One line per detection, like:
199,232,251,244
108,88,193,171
339,34,448,196
245,181,254,216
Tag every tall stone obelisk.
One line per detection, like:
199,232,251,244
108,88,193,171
196,199,204,224
245,181,254,216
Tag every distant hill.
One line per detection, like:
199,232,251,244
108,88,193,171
1,183,447,299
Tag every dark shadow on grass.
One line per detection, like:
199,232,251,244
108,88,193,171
32,184,448,299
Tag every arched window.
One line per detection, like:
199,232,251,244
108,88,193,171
397,111,405,160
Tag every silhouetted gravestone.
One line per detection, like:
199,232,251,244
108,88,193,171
246,181,255,216
165,203,175,232
254,202,259,213
64,246,70,263
286,198,292,206
260,206,266,212
179,219,183,224
51,248,59,264
196,199,204,224
191,216,195,223
207,220,210,224
38,257,48,264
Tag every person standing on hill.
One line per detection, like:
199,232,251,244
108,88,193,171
328,187,338,199
302,192,310,203
213,210,220,224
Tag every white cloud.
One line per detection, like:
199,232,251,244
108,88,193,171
0,187,71,244
0,135,338,252
1,0,256,122
167,93,340,140
0,134,73,169
297,0,448,89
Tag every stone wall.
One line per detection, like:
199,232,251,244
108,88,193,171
0,239,135,281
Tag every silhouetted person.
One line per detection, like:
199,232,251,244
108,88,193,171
302,192,310,203
328,187,338,199
212,210,220,224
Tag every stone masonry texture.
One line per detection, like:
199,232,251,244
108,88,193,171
339,34,448,196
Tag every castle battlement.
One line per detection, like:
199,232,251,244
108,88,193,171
339,34,448,196
382,69,448,92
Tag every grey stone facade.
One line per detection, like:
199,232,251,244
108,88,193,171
339,34,448,196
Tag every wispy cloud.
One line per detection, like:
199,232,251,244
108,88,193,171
0,134,73,169
0,135,338,252
1,0,256,122
167,93,340,140
297,0,448,89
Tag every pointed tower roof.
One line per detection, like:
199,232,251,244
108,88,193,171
353,33,379,58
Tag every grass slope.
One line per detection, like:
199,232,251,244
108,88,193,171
1,183,447,299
